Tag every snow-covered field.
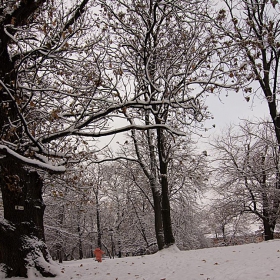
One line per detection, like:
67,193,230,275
3,240,280,279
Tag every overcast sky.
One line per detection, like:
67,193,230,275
198,91,270,151
206,92,268,128
97,90,270,152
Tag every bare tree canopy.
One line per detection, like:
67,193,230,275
212,0,280,144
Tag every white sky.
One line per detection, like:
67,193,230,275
198,91,269,151
205,92,269,131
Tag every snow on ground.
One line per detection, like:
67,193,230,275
2,240,280,280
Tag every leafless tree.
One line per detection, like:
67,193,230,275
0,0,170,275
95,0,238,249
0,0,242,276
211,120,280,240
212,0,280,145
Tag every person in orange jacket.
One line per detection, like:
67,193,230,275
94,247,105,262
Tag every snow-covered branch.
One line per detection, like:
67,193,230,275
0,145,65,173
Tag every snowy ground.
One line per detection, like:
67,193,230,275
2,240,280,280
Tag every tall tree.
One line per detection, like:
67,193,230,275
0,0,193,276
211,0,280,242
213,0,280,145
211,121,280,240
96,0,237,248
0,0,93,276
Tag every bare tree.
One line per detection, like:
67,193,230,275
0,0,179,275
95,0,238,249
206,198,255,246
0,0,102,276
211,120,280,240
213,0,280,145
0,0,243,276
113,126,209,250
210,0,280,243
44,168,98,261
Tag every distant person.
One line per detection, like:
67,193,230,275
94,248,105,262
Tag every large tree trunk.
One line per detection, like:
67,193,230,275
0,159,57,277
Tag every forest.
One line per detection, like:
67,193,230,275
0,0,279,277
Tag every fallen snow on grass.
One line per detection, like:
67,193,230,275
3,240,280,279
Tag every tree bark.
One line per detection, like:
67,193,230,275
0,159,56,277
95,193,102,249
78,225,83,260
160,172,175,246
150,180,165,250
156,128,175,247
129,118,165,250
148,131,165,250
262,218,275,241
261,154,275,241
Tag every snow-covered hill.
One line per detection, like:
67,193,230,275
2,240,280,279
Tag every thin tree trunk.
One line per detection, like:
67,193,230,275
261,154,275,241
57,205,64,263
222,225,226,243
57,243,63,264
78,225,83,260
156,128,175,246
129,196,149,247
95,193,102,249
161,173,175,246
263,218,275,241
150,180,165,250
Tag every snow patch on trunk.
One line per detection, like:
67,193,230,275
23,236,61,278
156,244,180,256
